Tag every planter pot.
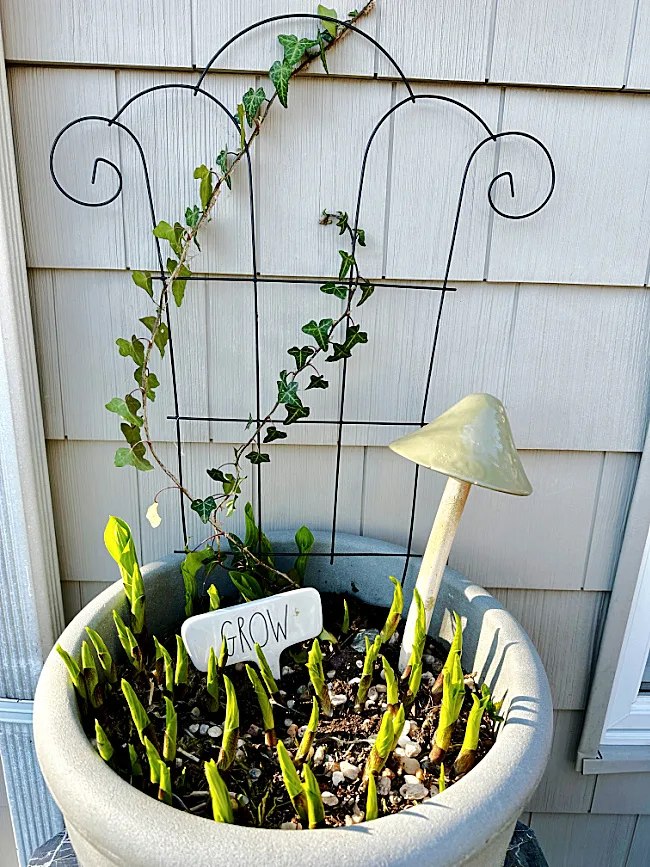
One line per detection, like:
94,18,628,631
34,531,553,867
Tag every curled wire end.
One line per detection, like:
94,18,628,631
487,132,555,221
50,116,123,208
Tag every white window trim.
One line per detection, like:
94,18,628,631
601,526,650,746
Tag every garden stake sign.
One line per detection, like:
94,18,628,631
390,393,532,670
182,587,323,678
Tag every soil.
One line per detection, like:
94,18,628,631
88,591,496,828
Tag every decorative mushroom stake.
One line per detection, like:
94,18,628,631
390,393,532,672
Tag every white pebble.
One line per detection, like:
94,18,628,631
327,670,336,679
321,791,339,807
188,723,199,734
286,700,295,709
175,758,183,768
402,720,415,738
281,666,293,677
313,745,326,767
355,659,363,668
340,760,360,780
380,670,386,681
237,738,245,747
400,781,429,800
423,654,436,668
364,699,375,709
398,756,420,775
287,724,299,738
375,684,387,693
344,815,355,826
235,748,245,760
247,724,260,736
422,671,435,683
389,632,400,645
284,718,294,727
368,686,378,701
235,662,245,672
199,724,209,735
249,768,262,780
331,693,347,706
281,820,302,830
398,735,411,748
296,684,308,695
332,770,345,786
377,776,392,796
298,725,308,738
404,741,422,758
191,707,201,718
348,677,361,686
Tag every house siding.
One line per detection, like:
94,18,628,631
2,1,650,863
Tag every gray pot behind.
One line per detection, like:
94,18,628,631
34,532,553,867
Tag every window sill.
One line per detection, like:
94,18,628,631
582,744,650,774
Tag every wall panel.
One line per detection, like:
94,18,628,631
529,813,636,867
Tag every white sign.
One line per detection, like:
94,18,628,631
181,587,323,679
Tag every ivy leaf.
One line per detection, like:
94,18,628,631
317,31,330,73
166,258,192,307
318,5,338,37
357,283,374,306
193,165,213,211
320,281,348,300
306,374,329,390
269,60,292,108
246,450,270,465
207,468,227,484
335,212,348,234
284,402,310,425
139,317,169,357
242,87,266,127
120,422,141,447
326,324,368,362
153,221,183,257
131,270,153,298
338,250,355,279
185,205,200,229
277,370,300,405
216,148,232,190
278,34,318,66
133,367,160,401
106,397,142,427
356,228,366,247
301,318,333,351
263,426,288,443
116,336,145,366
191,497,217,524
288,345,315,370
114,446,153,472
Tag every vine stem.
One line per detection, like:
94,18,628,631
136,3,375,574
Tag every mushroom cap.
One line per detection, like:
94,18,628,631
389,393,532,496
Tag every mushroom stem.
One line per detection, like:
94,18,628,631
398,477,471,671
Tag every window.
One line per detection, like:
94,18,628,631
601,527,650,746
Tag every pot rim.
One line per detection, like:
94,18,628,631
34,533,553,867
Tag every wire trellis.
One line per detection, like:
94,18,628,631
49,14,555,584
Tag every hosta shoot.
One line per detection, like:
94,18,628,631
481,682,504,723
453,693,489,776
365,709,396,779
104,516,145,635
382,656,399,714
128,743,142,778
379,576,403,644
56,644,87,703
81,640,102,709
391,703,406,752
277,740,307,822
206,646,220,713
356,634,381,709
430,651,465,761
113,610,143,673
181,547,212,617
158,760,172,805
404,656,422,713
439,763,446,792
302,763,325,829
217,675,239,770
205,760,234,824
294,697,319,765
403,589,426,680
365,772,378,821
433,611,463,698
218,635,228,671
246,664,276,747
153,636,174,694
341,599,350,634
207,584,220,611
175,634,188,688
254,643,279,697
306,638,332,717
163,696,177,762
144,736,161,786
122,678,151,745
94,719,113,763
85,627,117,685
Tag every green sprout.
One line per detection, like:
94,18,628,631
158,760,172,805
153,636,174,694
453,693,489,776
364,709,396,779
144,736,161,786
218,635,228,671
207,646,220,713
430,651,465,762
481,682,504,723
246,664,276,747
175,635,189,688
365,771,378,821
113,610,143,673
403,589,425,680
207,584,220,611
294,697,319,766
85,626,117,685
121,678,151,745
382,656,399,715
439,762,446,792
277,740,307,822
356,634,382,709
163,696,177,762
181,547,212,617
255,643,279,698
432,611,463,698
217,675,239,770
104,516,145,635
205,759,234,824
302,763,325,829
306,638,332,717
379,576,403,644
391,703,406,752
81,640,102,709
341,599,350,634
128,743,142,778
56,644,87,704
94,719,113,763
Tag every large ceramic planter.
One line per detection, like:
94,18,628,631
34,532,553,867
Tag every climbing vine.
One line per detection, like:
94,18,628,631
106,3,376,580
